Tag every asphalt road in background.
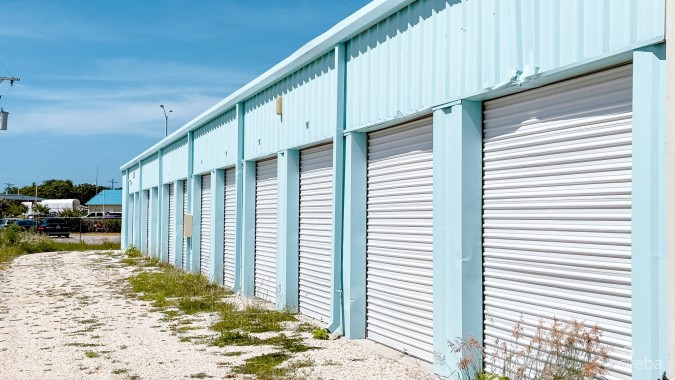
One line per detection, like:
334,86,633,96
52,233,121,246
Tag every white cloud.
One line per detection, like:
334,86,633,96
10,92,224,137
3,57,256,137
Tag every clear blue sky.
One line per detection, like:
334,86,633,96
0,0,370,189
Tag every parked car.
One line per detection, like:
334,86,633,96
0,218,22,229
85,212,121,219
35,218,70,237
14,219,37,231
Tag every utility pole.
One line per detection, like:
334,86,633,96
0,77,19,132
105,179,117,214
0,77,19,85
160,105,172,137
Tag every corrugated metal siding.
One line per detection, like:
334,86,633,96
200,175,212,277
194,109,238,174
167,183,175,265
482,65,633,379
345,0,663,131
298,144,333,322
223,168,236,289
128,165,140,193
163,137,189,183
244,51,337,160
255,159,278,303
142,154,159,189
366,118,434,362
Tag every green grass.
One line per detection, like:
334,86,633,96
0,227,119,267
84,351,99,358
312,328,329,340
232,352,291,378
123,254,317,377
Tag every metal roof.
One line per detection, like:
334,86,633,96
0,194,44,202
86,190,123,206
120,0,415,171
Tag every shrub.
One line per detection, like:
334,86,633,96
312,328,329,340
0,224,22,247
125,245,142,258
440,318,610,380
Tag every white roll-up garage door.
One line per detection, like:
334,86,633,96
182,180,188,270
366,118,433,362
223,168,236,288
145,190,150,255
482,65,633,379
298,144,333,322
167,183,175,265
200,174,212,278
255,158,278,303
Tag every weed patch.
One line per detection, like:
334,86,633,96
232,352,291,378
312,328,329,340
84,351,99,358
0,227,119,267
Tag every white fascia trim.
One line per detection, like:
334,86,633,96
121,0,414,171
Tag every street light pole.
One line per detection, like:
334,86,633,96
160,104,172,137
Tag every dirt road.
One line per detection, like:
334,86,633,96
0,251,436,380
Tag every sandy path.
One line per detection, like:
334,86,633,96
0,251,437,380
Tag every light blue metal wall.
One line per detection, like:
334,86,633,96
163,137,189,183
193,109,238,174
128,164,140,193
141,154,159,189
119,0,670,374
244,51,337,160
345,0,665,131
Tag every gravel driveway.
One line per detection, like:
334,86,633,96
0,251,437,380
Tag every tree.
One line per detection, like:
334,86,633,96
0,199,10,218
73,183,104,204
6,203,27,217
33,203,50,216
18,182,37,198
39,179,75,199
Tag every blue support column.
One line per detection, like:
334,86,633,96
191,174,203,274
141,189,149,255
158,149,165,261
241,160,257,297
233,102,245,293
211,169,225,285
277,150,300,311
632,44,668,378
161,183,170,262
328,42,347,334
186,131,195,272
342,131,367,339
432,100,484,376
121,171,128,249
136,162,143,250
174,180,184,268
134,192,141,248
151,187,159,257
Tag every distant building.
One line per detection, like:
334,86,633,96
0,194,43,202
23,199,81,216
86,189,122,213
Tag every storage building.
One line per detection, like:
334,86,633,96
121,1,675,378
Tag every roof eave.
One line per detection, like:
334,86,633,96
120,0,414,171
